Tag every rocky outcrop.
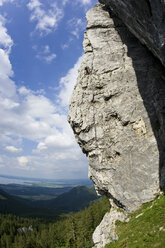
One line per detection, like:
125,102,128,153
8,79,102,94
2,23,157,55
92,202,126,248
68,2,165,247
99,0,165,67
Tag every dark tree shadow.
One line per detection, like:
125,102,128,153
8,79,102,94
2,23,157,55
104,5,165,190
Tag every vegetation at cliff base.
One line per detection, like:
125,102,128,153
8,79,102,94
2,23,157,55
105,193,165,248
0,196,110,248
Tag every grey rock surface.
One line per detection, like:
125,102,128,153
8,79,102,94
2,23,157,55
68,3,165,213
92,202,126,248
99,0,165,67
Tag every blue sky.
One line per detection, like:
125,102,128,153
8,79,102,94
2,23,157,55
0,0,97,179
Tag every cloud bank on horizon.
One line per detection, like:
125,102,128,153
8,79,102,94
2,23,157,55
0,0,97,179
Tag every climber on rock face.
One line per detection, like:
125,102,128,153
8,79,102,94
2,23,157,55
87,41,91,46
85,66,91,75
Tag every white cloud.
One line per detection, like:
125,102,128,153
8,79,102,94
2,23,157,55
18,86,31,96
44,53,56,63
81,0,92,4
0,158,4,168
36,132,75,152
16,156,34,171
1,98,19,110
0,9,88,178
36,52,56,63
27,0,64,34
74,0,92,7
25,94,56,118
0,63,86,176
0,0,14,7
0,15,15,113
43,45,50,54
0,49,13,80
62,0,68,6
0,49,59,141
0,15,13,53
61,38,73,50
27,0,41,9
5,146,22,154
18,86,45,96
58,55,83,107
0,89,57,141
35,45,56,63
17,156,28,165
67,18,86,39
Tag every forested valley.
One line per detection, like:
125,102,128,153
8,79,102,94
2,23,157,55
0,197,110,248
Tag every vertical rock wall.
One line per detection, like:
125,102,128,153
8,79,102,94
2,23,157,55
68,3,165,246
68,3,165,212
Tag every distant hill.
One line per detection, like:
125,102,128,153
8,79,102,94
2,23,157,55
0,183,72,200
0,189,60,219
0,189,35,216
34,186,99,213
0,186,99,218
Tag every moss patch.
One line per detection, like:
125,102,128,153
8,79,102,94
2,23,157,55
105,193,165,248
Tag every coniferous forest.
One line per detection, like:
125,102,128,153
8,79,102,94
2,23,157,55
0,197,110,248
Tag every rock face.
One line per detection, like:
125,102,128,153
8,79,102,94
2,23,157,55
99,0,165,67
68,3,165,247
92,203,126,248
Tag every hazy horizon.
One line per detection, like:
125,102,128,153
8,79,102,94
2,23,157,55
0,174,93,187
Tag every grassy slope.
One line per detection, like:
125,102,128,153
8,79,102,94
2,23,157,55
105,193,165,248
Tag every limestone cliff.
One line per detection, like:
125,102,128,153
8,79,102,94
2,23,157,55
68,3,165,247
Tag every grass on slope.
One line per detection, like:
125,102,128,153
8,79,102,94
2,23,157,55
105,193,165,248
